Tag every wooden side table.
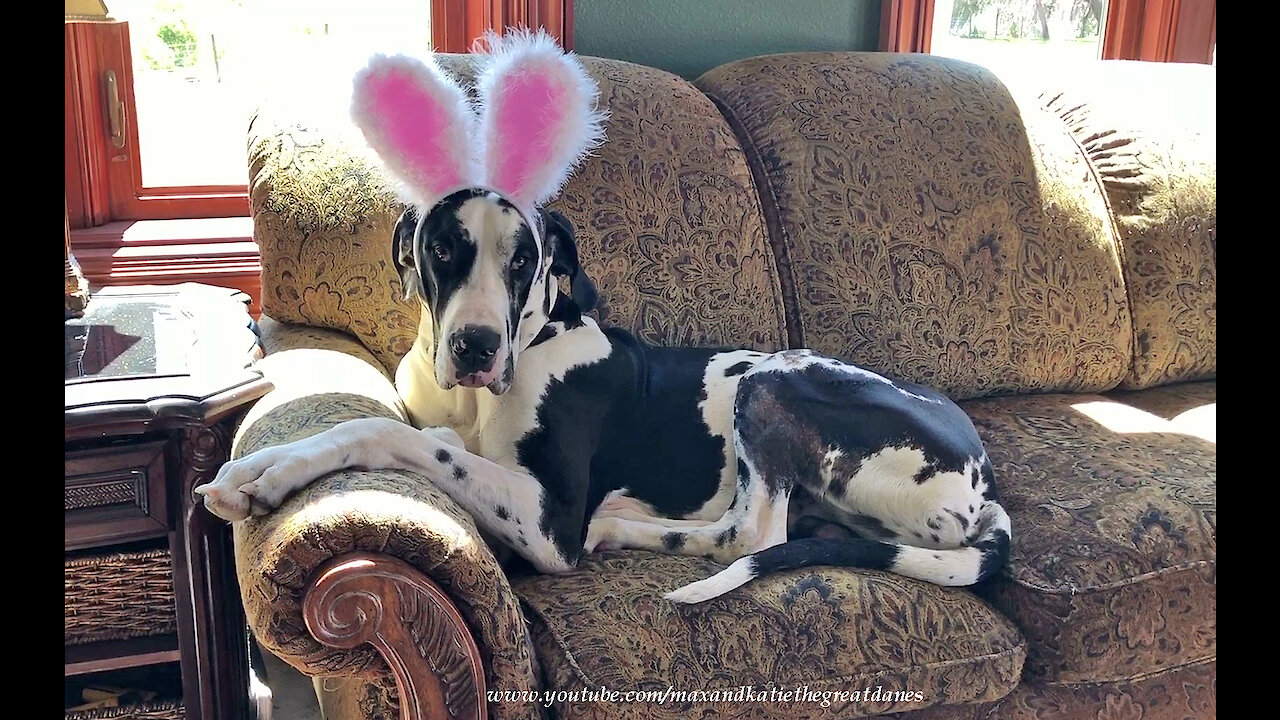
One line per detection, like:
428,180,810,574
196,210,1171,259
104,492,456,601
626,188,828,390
65,283,273,720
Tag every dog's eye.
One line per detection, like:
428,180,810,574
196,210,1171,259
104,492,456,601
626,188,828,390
431,244,450,263
510,255,528,272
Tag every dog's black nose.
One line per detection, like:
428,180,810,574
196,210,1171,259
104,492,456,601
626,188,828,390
449,326,501,373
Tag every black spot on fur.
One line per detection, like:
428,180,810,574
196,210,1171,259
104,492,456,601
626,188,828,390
724,361,753,376
495,505,511,521
828,474,848,497
452,465,467,481
849,513,897,540
913,465,937,484
931,533,941,543
715,527,738,547
662,532,686,551
971,466,981,488
435,449,452,464
529,324,559,347
927,517,941,530
737,458,750,487
946,509,970,530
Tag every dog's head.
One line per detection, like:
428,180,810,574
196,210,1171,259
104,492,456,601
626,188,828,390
393,195,596,394
352,30,605,395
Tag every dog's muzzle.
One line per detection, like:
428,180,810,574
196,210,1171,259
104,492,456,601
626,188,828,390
449,325,501,388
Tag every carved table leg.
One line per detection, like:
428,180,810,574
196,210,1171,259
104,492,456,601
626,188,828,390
173,422,252,720
304,553,488,720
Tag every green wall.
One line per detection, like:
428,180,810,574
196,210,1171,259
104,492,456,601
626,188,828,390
573,0,882,79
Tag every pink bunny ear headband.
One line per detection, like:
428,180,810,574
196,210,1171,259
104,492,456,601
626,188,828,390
350,30,606,230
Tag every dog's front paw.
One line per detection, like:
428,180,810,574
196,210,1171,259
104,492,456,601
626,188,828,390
194,446,315,522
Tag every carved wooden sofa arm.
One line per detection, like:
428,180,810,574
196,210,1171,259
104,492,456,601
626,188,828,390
229,318,545,720
304,553,487,720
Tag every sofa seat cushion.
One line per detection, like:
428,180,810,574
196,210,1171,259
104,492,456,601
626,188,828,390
511,551,1025,720
962,384,1215,684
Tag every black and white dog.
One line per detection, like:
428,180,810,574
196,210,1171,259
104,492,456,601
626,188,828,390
195,34,1010,603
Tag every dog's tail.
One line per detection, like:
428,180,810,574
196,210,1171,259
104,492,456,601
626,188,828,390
663,502,1011,604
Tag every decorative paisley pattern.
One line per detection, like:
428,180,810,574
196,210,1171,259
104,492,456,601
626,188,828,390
248,54,787,380
697,53,1132,399
512,551,1025,720
961,387,1216,684
231,319,545,720
1029,62,1216,390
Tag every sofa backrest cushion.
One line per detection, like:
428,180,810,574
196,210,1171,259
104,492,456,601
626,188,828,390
1031,61,1216,389
697,53,1133,400
250,54,787,376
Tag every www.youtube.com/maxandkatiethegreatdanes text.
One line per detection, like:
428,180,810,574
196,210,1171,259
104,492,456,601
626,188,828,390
488,685,926,709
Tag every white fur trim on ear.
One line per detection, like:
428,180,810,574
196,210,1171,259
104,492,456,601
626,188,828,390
476,29,607,211
350,53,481,209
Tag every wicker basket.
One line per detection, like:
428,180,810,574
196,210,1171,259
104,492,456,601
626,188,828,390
65,701,185,720
65,548,177,645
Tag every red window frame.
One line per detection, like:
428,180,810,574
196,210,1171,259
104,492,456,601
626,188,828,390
880,0,1215,63
65,0,574,230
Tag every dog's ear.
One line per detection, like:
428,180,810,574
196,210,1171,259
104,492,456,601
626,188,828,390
392,207,421,301
544,209,597,312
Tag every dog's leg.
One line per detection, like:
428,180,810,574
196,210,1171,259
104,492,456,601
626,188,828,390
585,442,790,562
590,489,714,527
196,417,586,573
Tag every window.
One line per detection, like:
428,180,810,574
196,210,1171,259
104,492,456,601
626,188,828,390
66,0,573,228
881,0,1215,65
111,0,435,190
930,0,1109,69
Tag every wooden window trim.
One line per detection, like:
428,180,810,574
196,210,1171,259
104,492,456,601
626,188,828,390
433,0,573,53
881,0,1215,64
880,0,935,53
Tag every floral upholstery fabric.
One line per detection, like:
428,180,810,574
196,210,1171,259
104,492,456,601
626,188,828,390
232,318,544,720
960,390,1215,685
248,54,787,381
511,551,1025,720
696,53,1131,400
1029,62,1216,390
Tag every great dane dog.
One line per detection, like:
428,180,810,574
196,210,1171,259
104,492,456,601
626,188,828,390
196,32,1011,603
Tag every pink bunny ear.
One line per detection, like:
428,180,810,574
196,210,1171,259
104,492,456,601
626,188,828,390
351,54,479,208
476,30,606,211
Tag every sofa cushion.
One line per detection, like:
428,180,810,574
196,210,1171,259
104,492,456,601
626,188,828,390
696,53,1131,400
962,384,1216,684
249,54,787,377
512,551,1025,720
1029,62,1216,390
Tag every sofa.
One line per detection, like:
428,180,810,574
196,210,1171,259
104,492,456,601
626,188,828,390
229,51,1215,720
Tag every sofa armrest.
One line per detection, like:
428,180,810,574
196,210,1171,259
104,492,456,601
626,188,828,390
232,317,544,720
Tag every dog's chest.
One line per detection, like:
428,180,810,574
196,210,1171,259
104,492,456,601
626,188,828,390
476,320,613,469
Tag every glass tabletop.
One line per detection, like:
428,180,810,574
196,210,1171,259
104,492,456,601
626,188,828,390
65,284,261,383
